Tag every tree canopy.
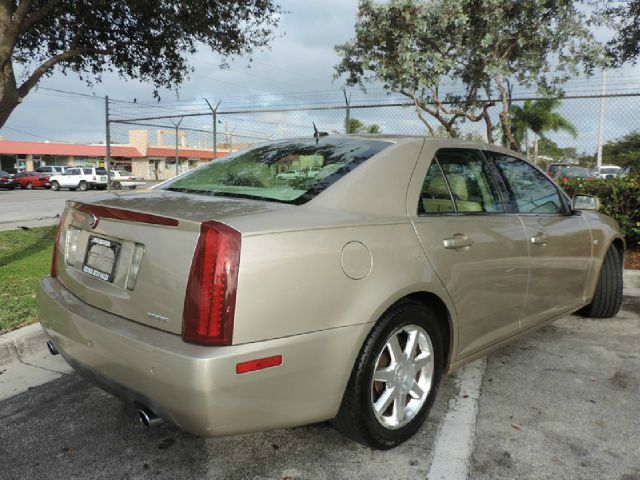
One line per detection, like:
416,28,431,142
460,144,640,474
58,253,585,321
606,0,640,65
335,0,606,150
0,0,282,127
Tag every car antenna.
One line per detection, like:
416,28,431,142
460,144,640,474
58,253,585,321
313,122,329,140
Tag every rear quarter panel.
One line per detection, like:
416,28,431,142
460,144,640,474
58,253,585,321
232,222,457,354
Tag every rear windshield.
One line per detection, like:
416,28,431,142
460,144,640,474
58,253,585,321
96,168,107,175
162,137,391,204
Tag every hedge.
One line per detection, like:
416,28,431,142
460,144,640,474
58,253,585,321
561,174,640,247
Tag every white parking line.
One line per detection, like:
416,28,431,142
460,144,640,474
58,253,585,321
427,358,487,480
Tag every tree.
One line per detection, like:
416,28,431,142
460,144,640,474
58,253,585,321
0,1,282,128
510,99,577,162
602,131,640,168
346,117,382,134
335,0,606,150
606,1,640,64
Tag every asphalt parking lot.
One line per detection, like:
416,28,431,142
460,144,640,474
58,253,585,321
0,276,638,480
0,188,101,226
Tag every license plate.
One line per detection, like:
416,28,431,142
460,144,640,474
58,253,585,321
82,236,121,282
100,176,107,182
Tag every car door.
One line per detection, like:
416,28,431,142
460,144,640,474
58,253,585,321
489,153,592,327
61,169,78,187
410,146,530,359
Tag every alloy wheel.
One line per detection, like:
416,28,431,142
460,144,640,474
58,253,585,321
370,324,434,430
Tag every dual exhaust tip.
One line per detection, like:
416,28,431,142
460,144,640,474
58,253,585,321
47,340,163,428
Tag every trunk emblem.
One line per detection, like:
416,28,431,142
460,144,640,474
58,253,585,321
89,213,100,229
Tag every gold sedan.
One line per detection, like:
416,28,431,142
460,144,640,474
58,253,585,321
38,136,624,449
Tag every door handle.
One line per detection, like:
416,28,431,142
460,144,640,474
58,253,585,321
530,233,548,246
443,234,474,250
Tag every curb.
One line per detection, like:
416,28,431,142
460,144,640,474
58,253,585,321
0,270,638,367
0,323,49,367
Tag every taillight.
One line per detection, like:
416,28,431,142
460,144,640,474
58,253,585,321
51,207,70,277
182,221,241,346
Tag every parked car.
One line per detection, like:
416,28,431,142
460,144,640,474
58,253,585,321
111,170,146,190
592,165,621,180
0,170,17,189
618,162,639,177
39,136,624,449
554,165,595,183
546,162,572,177
50,167,108,191
36,165,68,175
14,171,50,189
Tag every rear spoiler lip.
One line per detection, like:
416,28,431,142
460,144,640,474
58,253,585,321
67,201,179,227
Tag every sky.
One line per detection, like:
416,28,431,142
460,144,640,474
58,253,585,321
1,0,639,155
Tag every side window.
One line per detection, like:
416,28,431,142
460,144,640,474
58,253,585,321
419,160,456,213
420,149,503,214
493,155,564,214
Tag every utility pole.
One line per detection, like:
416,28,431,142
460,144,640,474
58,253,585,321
104,96,112,192
205,99,221,160
596,69,607,169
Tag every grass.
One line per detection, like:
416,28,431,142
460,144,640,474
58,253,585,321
0,226,56,333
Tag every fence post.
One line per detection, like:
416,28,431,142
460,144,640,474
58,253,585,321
343,89,351,134
596,70,607,169
104,95,112,192
205,99,221,160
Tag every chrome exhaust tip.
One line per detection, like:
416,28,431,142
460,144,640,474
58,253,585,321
138,406,163,427
46,340,59,356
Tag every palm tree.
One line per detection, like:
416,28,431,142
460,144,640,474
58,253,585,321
346,117,382,134
510,99,577,163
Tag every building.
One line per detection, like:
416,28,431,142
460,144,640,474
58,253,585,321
0,129,229,179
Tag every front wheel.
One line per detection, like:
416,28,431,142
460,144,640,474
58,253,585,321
580,246,623,318
51,181,60,191
334,300,444,449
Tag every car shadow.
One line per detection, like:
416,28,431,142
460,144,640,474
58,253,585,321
0,372,455,480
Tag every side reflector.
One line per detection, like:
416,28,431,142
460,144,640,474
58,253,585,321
236,355,283,374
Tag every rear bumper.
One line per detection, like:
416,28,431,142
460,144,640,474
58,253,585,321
38,277,369,436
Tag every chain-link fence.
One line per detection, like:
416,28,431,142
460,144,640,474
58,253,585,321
106,91,640,180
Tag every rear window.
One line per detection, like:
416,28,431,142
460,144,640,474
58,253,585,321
162,137,391,204
96,168,107,175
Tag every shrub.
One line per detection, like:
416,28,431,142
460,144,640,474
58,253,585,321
561,175,640,247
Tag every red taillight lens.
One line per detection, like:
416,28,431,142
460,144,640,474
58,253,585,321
182,221,241,346
51,207,69,277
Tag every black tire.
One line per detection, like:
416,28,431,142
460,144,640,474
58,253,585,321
333,300,444,449
51,181,60,191
79,181,88,191
580,246,623,318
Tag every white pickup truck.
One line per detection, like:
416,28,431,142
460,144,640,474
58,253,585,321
50,167,108,191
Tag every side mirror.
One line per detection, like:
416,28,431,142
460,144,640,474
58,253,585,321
572,194,600,211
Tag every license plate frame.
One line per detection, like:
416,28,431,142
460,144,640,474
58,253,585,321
82,235,121,283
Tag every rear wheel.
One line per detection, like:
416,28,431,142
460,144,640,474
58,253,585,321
26,182,33,189
334,300,443,449
51,181,60,191
79,181,88,191
580,246,623,318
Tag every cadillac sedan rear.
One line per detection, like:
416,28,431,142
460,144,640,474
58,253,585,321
38,137,406,437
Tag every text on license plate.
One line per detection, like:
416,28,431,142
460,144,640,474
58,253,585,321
82,236,121,282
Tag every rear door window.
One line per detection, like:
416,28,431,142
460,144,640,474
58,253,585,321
419,149,503,214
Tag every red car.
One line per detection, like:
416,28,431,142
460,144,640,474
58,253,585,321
14,171,50,189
